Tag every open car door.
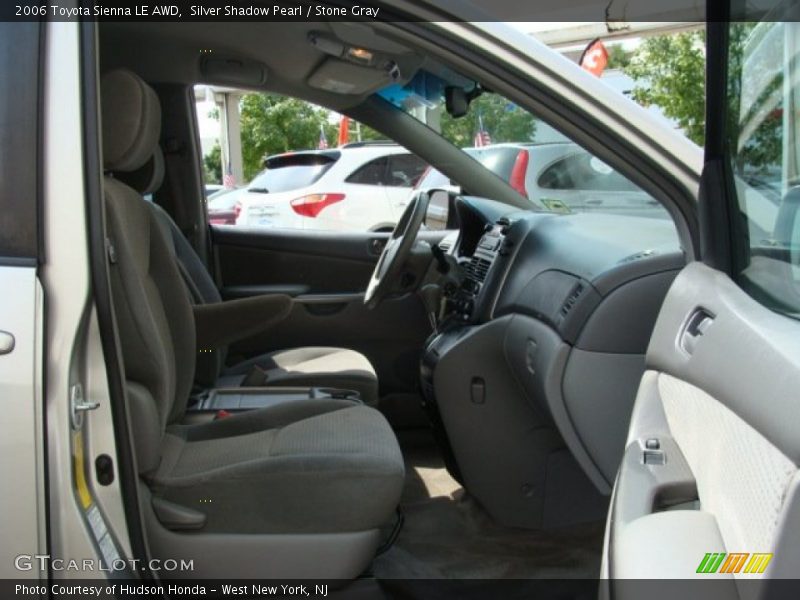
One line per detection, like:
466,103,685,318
603,0,800,595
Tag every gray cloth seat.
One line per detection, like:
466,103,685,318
101,69,403,575
119,151,379,405
153,398,404,534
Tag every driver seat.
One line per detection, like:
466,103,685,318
116,131,379,406
100,68,404,578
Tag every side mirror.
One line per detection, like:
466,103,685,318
424,190,451,231
445,87,469,118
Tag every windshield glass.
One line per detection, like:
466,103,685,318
376,70,670,219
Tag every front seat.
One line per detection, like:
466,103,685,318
101,68,404,578
119,147,379,404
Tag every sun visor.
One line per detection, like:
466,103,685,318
200,56,268,87
307,57,394,95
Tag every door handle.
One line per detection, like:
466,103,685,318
680,308,714,355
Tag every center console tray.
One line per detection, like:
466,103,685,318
192,386,361,411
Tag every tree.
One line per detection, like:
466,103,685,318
238,93,333,180
606,44,632,70
203,142,222,184
624,30,707,146
439,92,537,148
623,24,780,176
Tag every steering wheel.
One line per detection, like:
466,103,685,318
364,191,430,309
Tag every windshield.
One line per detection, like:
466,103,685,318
377,70,670,219
248,152,339,193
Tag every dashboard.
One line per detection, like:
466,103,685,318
420,193,686,530
440,195,683,344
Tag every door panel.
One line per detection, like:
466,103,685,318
211,225,444,395
604,263,800,581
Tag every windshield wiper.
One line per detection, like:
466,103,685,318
248,187,270,193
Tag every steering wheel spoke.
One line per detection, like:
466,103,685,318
364,191,431,309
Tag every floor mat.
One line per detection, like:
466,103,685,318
373,429,605,579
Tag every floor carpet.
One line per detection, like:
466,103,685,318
372,429,606,580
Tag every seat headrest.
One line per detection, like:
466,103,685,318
101,69,161,172
114,148,165,196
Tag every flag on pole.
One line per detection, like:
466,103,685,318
223,159,236,188
474,113,491,147
579,38,609,77
318,123,329,149
337,115,350,146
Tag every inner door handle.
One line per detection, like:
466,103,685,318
680,308,714,355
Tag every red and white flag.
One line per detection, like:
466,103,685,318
579,38,608,78
223,160,236,188
337,116,350,146
474,113,491,147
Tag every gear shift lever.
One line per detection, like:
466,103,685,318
419,284,442,333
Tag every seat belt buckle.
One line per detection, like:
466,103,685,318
214,409,233,420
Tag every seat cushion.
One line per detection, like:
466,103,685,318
219,347,379,406
150,400,404,534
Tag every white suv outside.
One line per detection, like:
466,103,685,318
235,142,428,231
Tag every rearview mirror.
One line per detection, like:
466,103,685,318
425,190,450,230
445,87,468,118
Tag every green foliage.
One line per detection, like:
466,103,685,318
624,30,707,146
624,24,781,175
203,142,222,184
238,93,333,181
236,93,389,180
439,92,537,148
606,44,632,70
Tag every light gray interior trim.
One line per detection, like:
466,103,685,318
613,511,734,583
766,472,800,580
647,262,800,463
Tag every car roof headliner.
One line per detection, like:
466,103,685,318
99,22,420,112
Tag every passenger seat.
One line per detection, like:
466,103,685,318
101,69,404,578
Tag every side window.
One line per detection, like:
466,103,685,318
538,153,641,193
728,19,800,315
346,157,389,185
386,154,428,187
196,87,427,232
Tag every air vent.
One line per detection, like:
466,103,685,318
465,256,492,283
560,283,585,318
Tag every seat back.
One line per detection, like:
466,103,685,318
118,147,227,387
148,202,226,386
102,69,197,472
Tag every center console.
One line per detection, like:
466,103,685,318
447,219,514,323
419,220,517,480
